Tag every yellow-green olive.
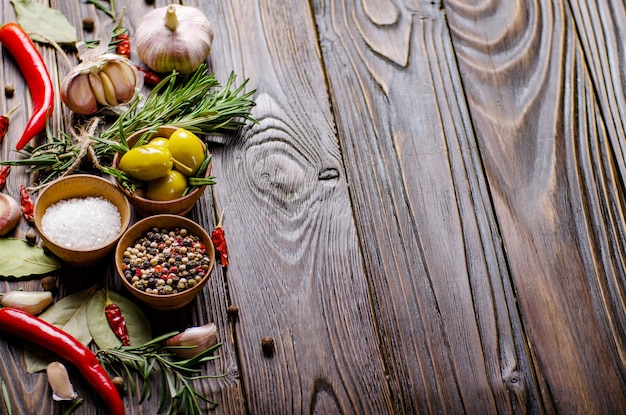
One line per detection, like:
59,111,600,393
118,145,173,181
148,137,169,148
146,170,188,201
168,128,205,176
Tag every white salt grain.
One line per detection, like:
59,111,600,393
42,197,122,250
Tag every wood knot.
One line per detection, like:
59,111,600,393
318,167,339,185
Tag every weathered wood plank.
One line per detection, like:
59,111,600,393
444,0,626,412
193,0,395,413
313,0,540,413
567,0,626,363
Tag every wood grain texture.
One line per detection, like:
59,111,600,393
0,0,624,413
192,0,395,413
313,0,540,413
445,0,626,412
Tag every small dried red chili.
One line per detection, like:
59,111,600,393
0,104,19,144
19,185,34,222
0,166,9,190
0,308,125,415
105,302,130,346
116,32,131,58
211,209,229,267
135,65,161,86
0,23,54,151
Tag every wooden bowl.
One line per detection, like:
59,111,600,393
112,126,212,217
34,174,132,267
114,214,215,310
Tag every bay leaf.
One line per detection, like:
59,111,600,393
87,289,153,350
0,238,61,277
10,0,78,44
25,286,96,373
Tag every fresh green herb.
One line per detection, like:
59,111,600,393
85,0,117,20
96,332,225,415
1,65,255,190
1,378,12,415
62,398,83,415
0,238,62,278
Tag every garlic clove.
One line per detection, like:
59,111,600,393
88,73,108,106
0,193,21,237
61,73,98,115
99,70,119,107
1,291,54,315
165,323,217,359
101,61,136,103
46,362,78,401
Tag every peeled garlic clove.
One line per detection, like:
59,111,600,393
1,291,54,315
135,4,214,74
99,70,118,107
101,61,136,102
88,73,108,106
165,323,217,359
61,73,98,115
0,193,20,236
46,362,78,401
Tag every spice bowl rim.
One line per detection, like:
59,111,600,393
34,174,132,266
112,125,212,217
114,213,215,310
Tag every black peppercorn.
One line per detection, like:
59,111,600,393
4,83,14,98
261,336,275,356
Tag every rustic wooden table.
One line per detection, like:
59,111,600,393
0,0,625,414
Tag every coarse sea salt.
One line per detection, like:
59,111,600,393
41,196,122,250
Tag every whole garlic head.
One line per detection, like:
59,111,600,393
61,53,138,115
135,4,214,74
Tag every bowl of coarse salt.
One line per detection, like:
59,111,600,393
34,174,132,267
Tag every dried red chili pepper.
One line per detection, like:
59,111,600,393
0,308,125,415
19,185,34,222
135,65,161,86
105,302,130,346
116,32,131,58
0,166,9,190
0,23,54,151
0,104,19,144
211,209,229,267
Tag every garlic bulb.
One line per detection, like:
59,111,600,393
135,4,214,74
61,53,138,115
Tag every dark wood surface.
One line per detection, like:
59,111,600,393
0,0,624,413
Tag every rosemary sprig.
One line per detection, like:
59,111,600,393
85,0,116,19
96,332,225,415
0,65,256,189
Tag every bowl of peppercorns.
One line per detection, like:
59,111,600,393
114,214,215,310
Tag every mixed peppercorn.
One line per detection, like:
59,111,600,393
121,227,211,295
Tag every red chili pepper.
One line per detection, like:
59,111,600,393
105,303,130,346
116,32,131,58
211,209,229,267
0,308,125,415
0,166,9,190
19,185,34,222
135,65,161,86
0,104,19,143
0,23,54,151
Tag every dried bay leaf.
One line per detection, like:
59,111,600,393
10,0,78,44
0,238,61,277
87,289,152,350
25,286,96,373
